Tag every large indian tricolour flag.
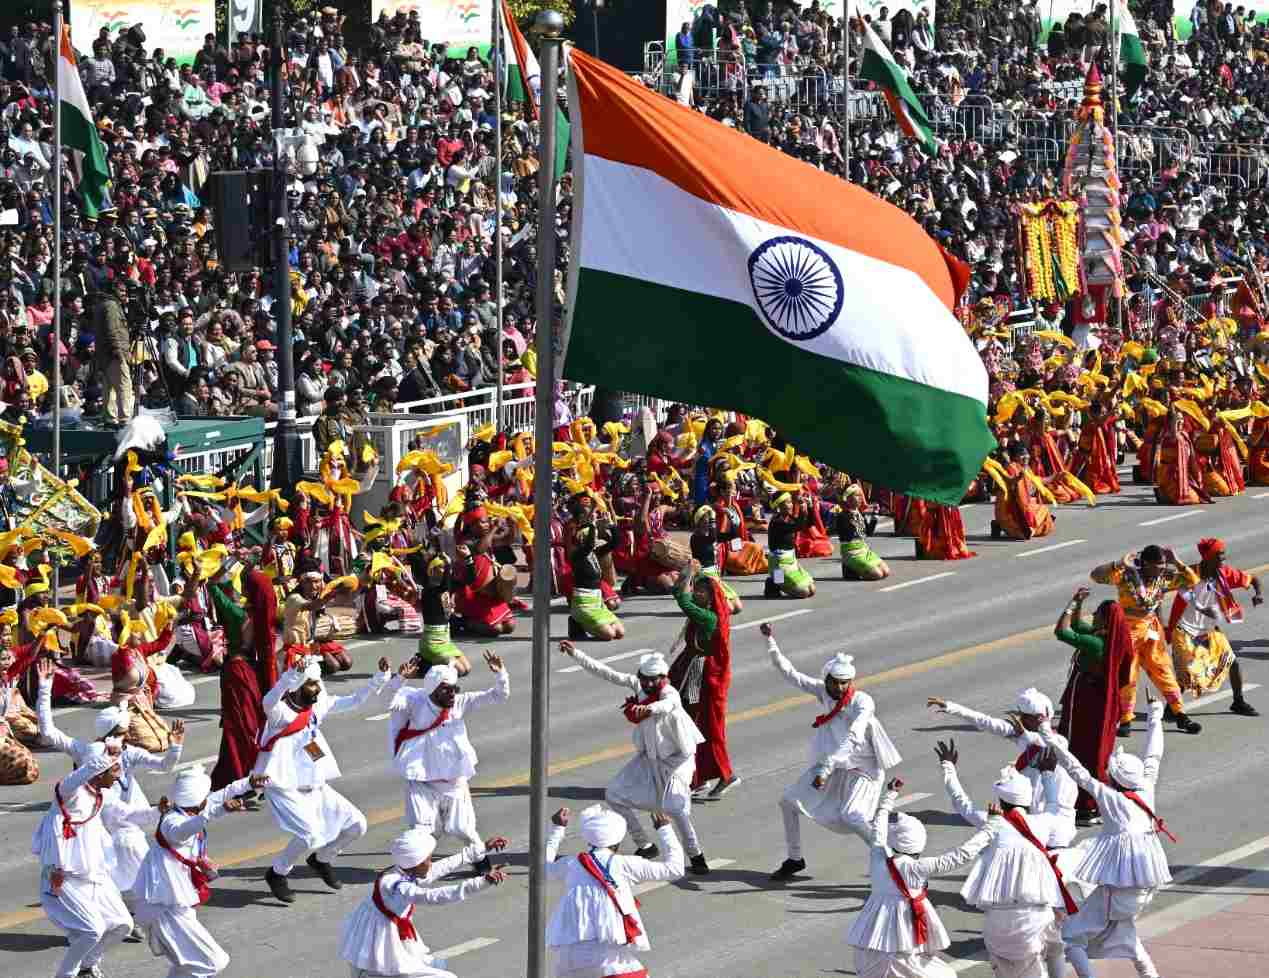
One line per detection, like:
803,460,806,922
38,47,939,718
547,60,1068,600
58,26,109,218
561,50,993,505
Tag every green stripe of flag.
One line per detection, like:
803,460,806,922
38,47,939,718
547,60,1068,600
859,30,936,154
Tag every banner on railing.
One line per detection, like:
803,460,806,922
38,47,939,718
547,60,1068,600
822,0,936,29
71,0,214,62
371,0,492,54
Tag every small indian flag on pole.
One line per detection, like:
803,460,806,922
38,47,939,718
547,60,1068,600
498,0,569,178
57,26,110,218
1114,0,1148,96
857,18,937,155
561,51,994,505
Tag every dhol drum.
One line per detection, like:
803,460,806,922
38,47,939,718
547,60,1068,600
492,564,518,603
651,538,693,571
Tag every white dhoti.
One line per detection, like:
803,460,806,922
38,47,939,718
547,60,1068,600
604,754,701,858
153,662,198,709
134,903,231,978
855,947,957,978
781,765,882,856
553,939,645,978
110,825,151,896
42,874,133,978
266,784,367,875
982,905,1061,978
1063,885,1159,978
404,779,481,847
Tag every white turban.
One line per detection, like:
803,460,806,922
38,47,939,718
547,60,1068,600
579,804,627,849
78,742,118,780
421,664,459,696
1106,746,1148,791
993,766,1033,807
94,705,131,739
392,829,437,869
890,812,927,855
1016,687,1053,718
637,653,669,677
172,764,212,808
822,653,856,681
300,657,324,683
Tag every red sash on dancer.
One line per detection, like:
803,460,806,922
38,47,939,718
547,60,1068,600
373,873,418,941
54,781,103,839
1123,791,1178,842
812,688,855,728
1001,808,1079,914
622,695,657,724
1015,746,1042,771
578,851,642,944
156,825,213,905
393,708,450,755
257,708,313,753
884,855,930,945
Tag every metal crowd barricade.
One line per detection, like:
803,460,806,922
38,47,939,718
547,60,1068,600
1021,137,1062,167
643,41,666,76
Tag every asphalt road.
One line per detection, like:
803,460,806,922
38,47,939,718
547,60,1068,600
4,469,1269,978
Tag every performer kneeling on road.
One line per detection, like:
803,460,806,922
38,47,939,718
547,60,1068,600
1028,694,1173,978
382,651,510,875
939,753,1078,978
764,621,902,880
255,654,393,903
545,804,685,978
340,828,508,978
847,776,994,978
558,640,711,875
132,764,269,978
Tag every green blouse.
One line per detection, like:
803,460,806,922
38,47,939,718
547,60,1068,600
675,588,717,640
1055,618,1105,673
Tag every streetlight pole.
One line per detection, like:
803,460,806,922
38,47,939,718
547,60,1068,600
526,20,564,978
269,7,302,491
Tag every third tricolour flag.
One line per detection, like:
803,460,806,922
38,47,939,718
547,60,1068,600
498,0,569,178
560,51,994,505
858,18,937,155
1113,0,1148,96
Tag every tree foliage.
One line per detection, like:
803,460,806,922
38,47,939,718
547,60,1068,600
507,0,577,28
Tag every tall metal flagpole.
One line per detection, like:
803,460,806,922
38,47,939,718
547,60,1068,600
494,0,505,430
527,16,564,978
842,16,850,172
1110,0,1123,334
52,0,64,607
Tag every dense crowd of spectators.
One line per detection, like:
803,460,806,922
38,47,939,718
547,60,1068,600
1,0,1268,430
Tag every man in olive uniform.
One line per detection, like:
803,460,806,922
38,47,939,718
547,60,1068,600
312,385,350,456
343,387,373,473
95,279,133,425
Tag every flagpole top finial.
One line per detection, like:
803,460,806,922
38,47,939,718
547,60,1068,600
532,11,565,38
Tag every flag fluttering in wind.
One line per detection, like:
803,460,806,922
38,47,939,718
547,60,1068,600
858,18,937,154
498,0,569,178
57,27,110,218
559,50,994,505
1114,0,1148,96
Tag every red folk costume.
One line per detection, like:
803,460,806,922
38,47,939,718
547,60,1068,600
793,480,834,559
916,504,975,560
453,510,513,629
243,570,279,693
1027,427,1080,503
209,653,265,791
668,576,733,789
1071,409,1121,495
993,462,1055,541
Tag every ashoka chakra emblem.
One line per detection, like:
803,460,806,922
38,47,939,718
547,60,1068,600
747,235,844,341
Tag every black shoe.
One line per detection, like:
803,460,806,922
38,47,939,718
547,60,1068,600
763,580,782,598
619,577,637,597
472,856,492,876
1116,722,1132,738
306,854,342,890
689,854,710,875
1172,711,1202,734
990,519,1003,540
265,867,295,903
770,857,806,881
1231,698,1260,717
633,844,659,859
1162,704,1178,722
567,616,587,640
122,925,144,943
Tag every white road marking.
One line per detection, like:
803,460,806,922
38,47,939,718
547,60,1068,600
950,823,1269,973
1015,539,1086,558
1255,491,1269,499
895,791,933,807
1187,682,1260,712
434,937,500,959
633,858,736,896
192,675,219,686
559,648,657,674
1139,510,1203,527
172,754,218,772
879,572,956,593
367,711,391,721
733,609,813,630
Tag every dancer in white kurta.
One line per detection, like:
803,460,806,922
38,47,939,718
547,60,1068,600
927,687,1078,844
545,804,685,978
848,778,994,978
1031,696,1171,978
32,743,137,978
254,654,392,903
340,828,507,978
945,761,1078,978
382,652,509,873
764,623,902,879
132,764,266,978
559,641,710,875
36,658,184,930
